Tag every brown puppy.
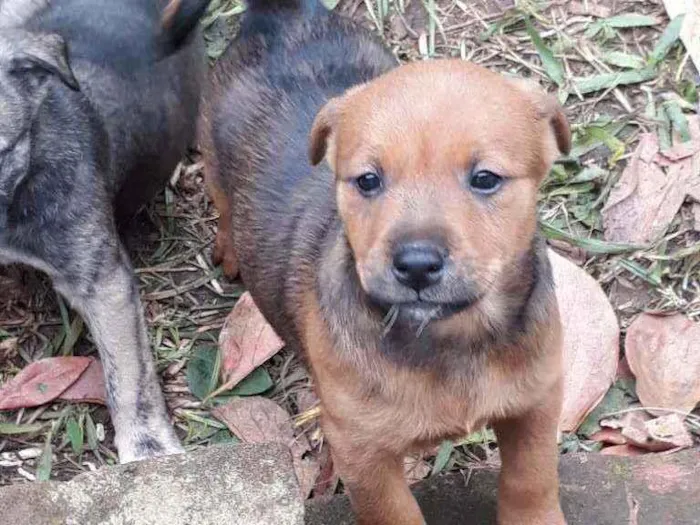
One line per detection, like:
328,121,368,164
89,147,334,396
200,1,571,523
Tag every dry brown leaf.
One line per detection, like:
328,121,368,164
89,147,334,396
602,412,656,450
218,292,284,389
600,444,648,457
58,358,107,405
212,396,318,498
590,428,628,446
312,445,339,498
625,313,700,412
403,455,432,486
644,414,694,450
602,127,700,244
549,249,620,432
0,356,91,410
601,412,693,452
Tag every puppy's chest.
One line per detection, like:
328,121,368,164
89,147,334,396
344,358,540,451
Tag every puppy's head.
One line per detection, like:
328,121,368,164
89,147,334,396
0,29,77,200
310,60,569,323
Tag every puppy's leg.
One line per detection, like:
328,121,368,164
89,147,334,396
322,418,425,525
30,215,184,463
494,381,566,525
61,247,184,463
206,178,239,279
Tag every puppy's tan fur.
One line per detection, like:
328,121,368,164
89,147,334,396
201,6,570,523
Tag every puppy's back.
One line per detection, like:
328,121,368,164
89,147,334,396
25,0,208,221
202,0,395,339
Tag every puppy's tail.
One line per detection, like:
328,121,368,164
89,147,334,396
157,0,212,57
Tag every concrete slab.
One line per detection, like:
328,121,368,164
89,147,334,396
306,450,700,525
0,443,304,525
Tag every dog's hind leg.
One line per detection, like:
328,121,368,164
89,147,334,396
59,246,185,463
19,216,185,463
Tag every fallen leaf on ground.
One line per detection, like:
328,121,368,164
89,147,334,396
577,383,632,438
625,313,700,412
58,358,107,405
213,396,318,498
644,414,694,450
599,412,693,452
218,292,284,390
600,444,647,456
403,455,432,485
616,356,635,381
0,357,91,410
312,445,339,498
602,117,700,244
590,428,628,446
549,249,620,432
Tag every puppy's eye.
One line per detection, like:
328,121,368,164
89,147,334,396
355,172,383,196
469,170,503,194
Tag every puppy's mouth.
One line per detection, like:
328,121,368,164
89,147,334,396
370,294,481,330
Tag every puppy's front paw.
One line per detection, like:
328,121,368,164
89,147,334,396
498,505,567,525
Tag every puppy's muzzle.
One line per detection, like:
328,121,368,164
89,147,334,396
392,241,446,291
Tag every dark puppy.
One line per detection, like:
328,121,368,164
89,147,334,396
0,0,210,463
201,1,570,523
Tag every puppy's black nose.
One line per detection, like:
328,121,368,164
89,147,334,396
392,243,445,291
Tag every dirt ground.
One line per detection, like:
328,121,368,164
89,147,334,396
1,0,698,492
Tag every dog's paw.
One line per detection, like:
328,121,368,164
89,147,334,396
116,434,185,464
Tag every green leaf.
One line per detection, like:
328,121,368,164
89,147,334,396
431,440,454,476
456,428,496,446
569,122,626,164
663,102,691,143
61,316,84,357
618,259,663,287
540,222,646,254
603,14,659,28
524,19,565,86
320,0,340,8
601,51,646,69
577,383,631,438
649,15,685,66
568,166,608,184
573,68,656,95
187,346,221,401
36,432,53,482
548,182,596,198
209,429,239,445
229,367,274,397
65,417,84,455
0,422,45,435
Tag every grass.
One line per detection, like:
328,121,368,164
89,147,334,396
1,0,699,489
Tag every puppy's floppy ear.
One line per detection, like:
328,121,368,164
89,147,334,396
509,77,571,157
10,32,79,90
309,83,367,167
309,96,341,167
546,97,571,155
